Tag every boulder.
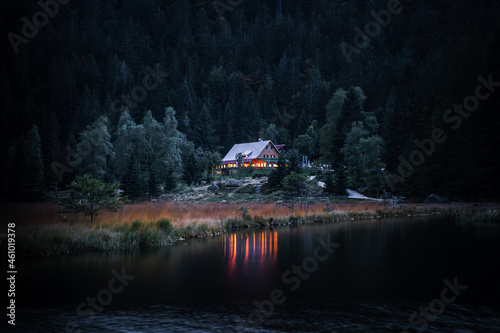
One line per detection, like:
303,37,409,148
226,178,243,187
423,194,450,203
208,182,220,191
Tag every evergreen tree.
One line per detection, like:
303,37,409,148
148,164,161,197
163,165,177,192
61,175,128,223
282,172,307,199
6,136,25,201
294,134,315,159
341,121,369,190
113,111,137,179
182,151,202,186
22,125,46,201
194,103,218,150
77,116,114,180
42,111,62,184
341,120,385,194
123,154,143,199
160,107,184,184
268,154,288,189
359,136,386,195
286,149,302,174
323,172,335,196
332,86,366,163
319,88,347,163
333,164,347,196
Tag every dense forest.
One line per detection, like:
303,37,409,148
1,0,499,202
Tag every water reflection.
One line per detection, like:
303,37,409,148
224,230,278,285
16,217,500,333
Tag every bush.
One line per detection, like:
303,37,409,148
156,218,173,234
238,206,249,220
235,184,255,194
130,220,143,232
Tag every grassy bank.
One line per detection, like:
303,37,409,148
10,201,464,258
456,209,499,223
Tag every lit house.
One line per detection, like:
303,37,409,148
220,140,284,168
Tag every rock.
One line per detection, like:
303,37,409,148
235,184,255,194
209,182,220,191
226,178,243,187
423,194,450,203
220,199,227,203
255,184,262,194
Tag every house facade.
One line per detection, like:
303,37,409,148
220,140,284,168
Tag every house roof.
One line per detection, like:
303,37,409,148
275,144,286,151
222,140,279,163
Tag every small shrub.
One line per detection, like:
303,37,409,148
235,184,255,194
130,220,143,232
198,223,209,233
156,218,173,234
238,206,249,220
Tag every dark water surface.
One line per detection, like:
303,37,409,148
15,216,500,332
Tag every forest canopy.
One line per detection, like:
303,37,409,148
1,0,499,201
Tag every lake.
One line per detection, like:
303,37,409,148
16,215,500,332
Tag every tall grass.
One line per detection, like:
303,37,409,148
3,201,389,226
457,209,499,223
4,201,457,258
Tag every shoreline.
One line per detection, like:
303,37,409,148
15,202,498,259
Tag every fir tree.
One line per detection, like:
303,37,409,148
22,125,46,201
61,175,128,223
268,154,288,189
123,154,143,199
148,164,161,197
333,164,347,196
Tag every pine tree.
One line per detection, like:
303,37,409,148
333,164,347,196
22,125,46,201
160,107,184,184
163,165,177,192
7,136,25,201
286,149,302,174
195,103,219,150
182,151,202,186
123,154,143,199
61,175,128,224
148,164,161,197
42,111,62,184
341,121,369,189
268,154,288,189
320,88,347,163
77,116,114,180
324,172,335,196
